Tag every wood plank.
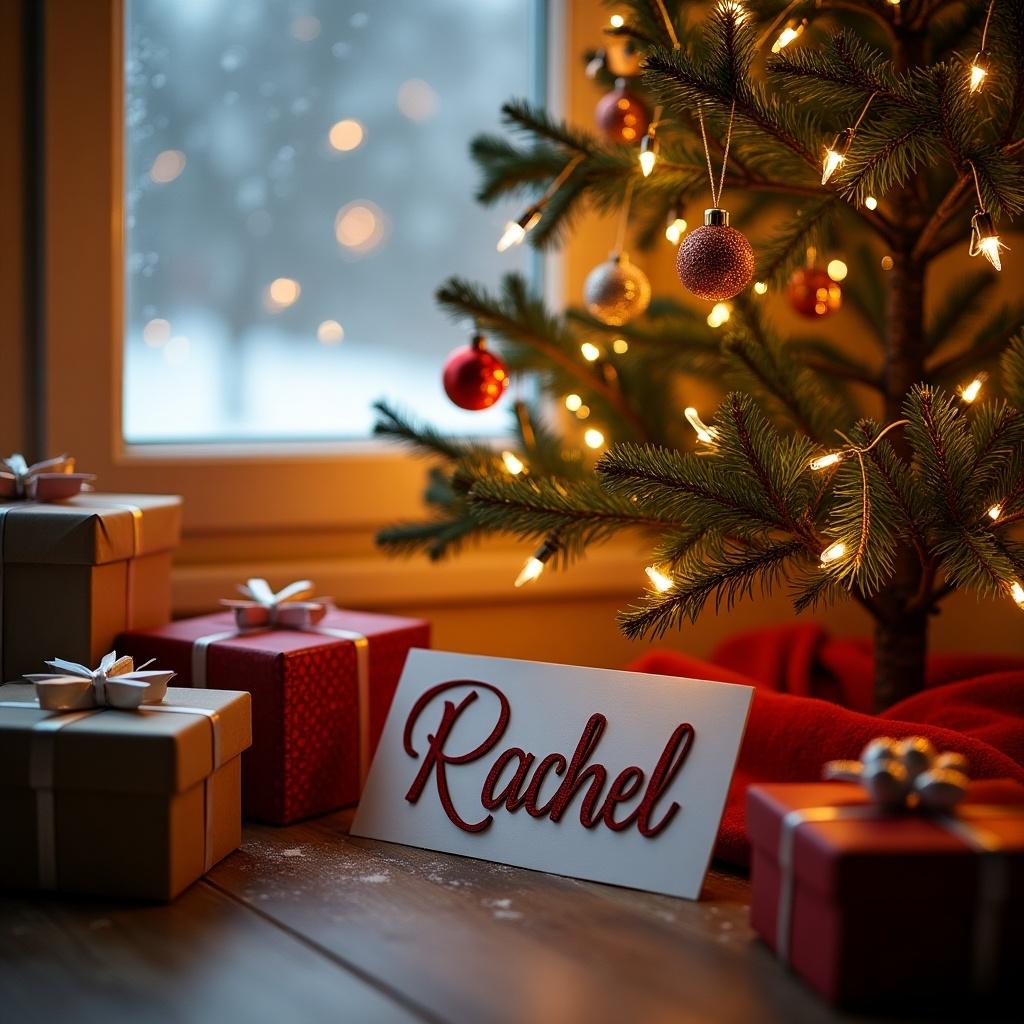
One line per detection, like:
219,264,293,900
207,811,868,1024
0,876,419,1024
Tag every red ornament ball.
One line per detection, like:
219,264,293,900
595,80,650,144
787,266,842,318
675,217,755,301
442,336,509,411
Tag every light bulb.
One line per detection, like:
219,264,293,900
609,13,625,28
706,302,731,328
514,537,558,588
821,129,854,186
580,342,601,362
501,451,525,476
584,428,605,449
639,133,659,178
988,504,1002,521
827,259,848,282
684,407,718,445
970,210,1007,272
822,150,844,186
865,196,878,210
665,217,687,244
496,205,542,252
809,451,844,471
978,235,1006,272
753,281,768,295
1011,581,1024,607
514,557,545,588
565,393,583,412
820,540,847,565
959,375,986,404
969,51,990,93
645,566,674,593
612,338,629,354
496,221,526,252
771,19,806,54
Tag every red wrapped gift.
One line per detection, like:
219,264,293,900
748,776,1024,1006
116,581,428,825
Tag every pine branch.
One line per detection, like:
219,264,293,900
467,475,674,561
755,197,839,284
618,539,805,639
924,269,998,355
1001,333,1024,408
372,401,494,466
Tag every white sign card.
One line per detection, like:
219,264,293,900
352,650,753,899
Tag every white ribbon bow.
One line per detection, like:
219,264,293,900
824,735,970,812
0,453,95,501
220,578,330,630
24,651,176,711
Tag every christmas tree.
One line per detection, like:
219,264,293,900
374,0,1024,711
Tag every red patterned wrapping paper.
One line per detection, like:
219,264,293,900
117,609,429,824
747,780,1024,1006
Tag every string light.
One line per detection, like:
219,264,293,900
753,281,768,295
580,342,601,362
609,13,625,28
576,405,591,419
821,93,876,186
970,210,1008,271
707,302,732,328
684,406,718,445
501,451,526,476
967,160,1009,272
514,536,559,588
564,393,583,412
864,196,878,210
645,566,674,593
1011,581,1024,608
988,503,1003,521
808,419,907,473
584,428,605,449
827,259,848,282
771,17,807,54
820,540,847,565
613,338,629,354
969,2,995,93
958,372,987,404
496,154,584,252
809,451,844,471
496,205,542,252
640,108,663,178
665,202,688,244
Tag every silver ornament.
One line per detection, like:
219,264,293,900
584,253,651,326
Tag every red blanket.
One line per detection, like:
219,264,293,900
627,624,1024,867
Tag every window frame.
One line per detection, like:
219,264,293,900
43,0,558,536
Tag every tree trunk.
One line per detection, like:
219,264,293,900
874,613,928,712
875,203,930,709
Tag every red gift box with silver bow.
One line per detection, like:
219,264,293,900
115,580,429,825
747,738,1024,1007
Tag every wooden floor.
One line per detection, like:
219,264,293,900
0,811,1006,1024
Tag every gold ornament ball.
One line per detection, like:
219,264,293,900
675,215,755,302
584,254,651,326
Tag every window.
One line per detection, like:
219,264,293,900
124,0,538,443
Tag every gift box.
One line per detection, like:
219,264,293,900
0,680,251,901
0,493,182,680
116,602,430,824
748,779,1024,1006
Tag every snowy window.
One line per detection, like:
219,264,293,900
124,0,538,442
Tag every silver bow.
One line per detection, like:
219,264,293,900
824,736,970,812
24,651,176,711
220,578,330,630
0,453,95,501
